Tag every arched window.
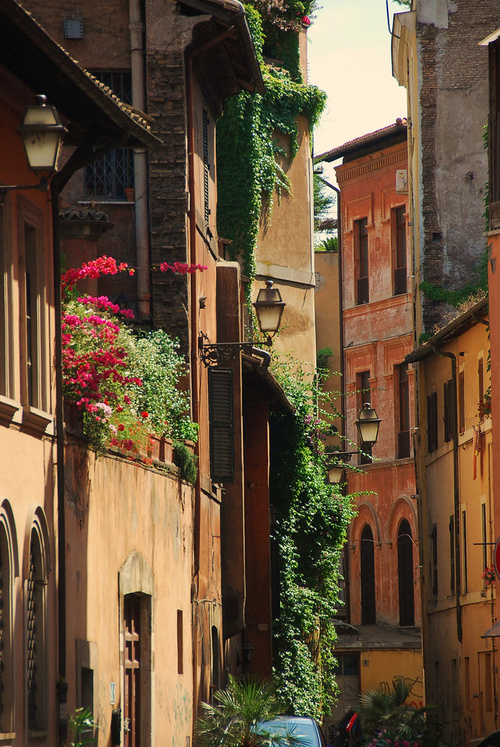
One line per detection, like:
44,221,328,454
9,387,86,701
0,522,13,733
26,526,47,733
398,519,415,626
360,524,376,625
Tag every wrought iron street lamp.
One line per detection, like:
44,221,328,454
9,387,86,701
0,95,67,201
200,279,286,366
327,403,382,484
253,280,286,344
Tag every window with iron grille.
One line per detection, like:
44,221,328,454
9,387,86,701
85,71,134,200
427,391,438,453
27,529,46,732
444,379,455,443
203,109,210,224
397,363,410,458
393,206,407,295
0,524,12,733
355,218,369,305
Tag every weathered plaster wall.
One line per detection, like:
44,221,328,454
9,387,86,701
64,443,195,746
416,319,493,744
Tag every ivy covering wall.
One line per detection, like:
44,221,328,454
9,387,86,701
216,4,326,283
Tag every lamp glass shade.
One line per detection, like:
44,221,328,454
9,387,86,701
19,96,66,173
328,464,345,484
253,280,285,335
355,403,381,446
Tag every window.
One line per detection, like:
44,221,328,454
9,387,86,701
0,206,10,397
177,610,183,675
398,364,410,458
462,509,468,593
458,370,465,434
444,379,455,443
84,72,134,200
0,523,13,733
478,357,485,420
360,524,376,625
397,519,414,626
203,109,211,225
449,515,455,595
393,206,407,295
427,391,438,453
431,523,438,597
208,367,234,483
481,503,488,587
355,218,369,305
357,371,371,464
27,528,47,733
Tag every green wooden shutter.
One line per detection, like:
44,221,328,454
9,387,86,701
209,367,234,483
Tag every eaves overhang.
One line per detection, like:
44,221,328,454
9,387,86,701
0,0,162,151
180,0,265,97
315,120,407,165
405,297,488,365
242,354,293,414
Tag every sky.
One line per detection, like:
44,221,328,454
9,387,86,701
307,0,408,162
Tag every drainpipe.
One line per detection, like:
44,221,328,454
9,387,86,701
432,346,462,642
130,0,151,320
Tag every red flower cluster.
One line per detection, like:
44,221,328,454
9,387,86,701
62,255,133,293
159,261,208,274
482,565,496,585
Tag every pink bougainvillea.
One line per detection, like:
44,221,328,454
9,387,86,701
62,255,205,454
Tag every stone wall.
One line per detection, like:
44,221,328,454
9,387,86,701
417,1,500,330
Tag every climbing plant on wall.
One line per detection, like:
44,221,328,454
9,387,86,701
269,355,356,718
216,4,326,286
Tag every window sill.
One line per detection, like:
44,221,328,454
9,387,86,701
22,406,53,433
0,395,20,423
0,733,16,741
27,731,48,739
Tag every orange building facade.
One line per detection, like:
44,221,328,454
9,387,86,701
317,122,423,718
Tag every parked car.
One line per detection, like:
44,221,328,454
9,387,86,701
257,716,327,746
477,732,500,746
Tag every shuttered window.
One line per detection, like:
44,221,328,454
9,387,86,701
444,379,454,443
458,370,465,434
208,368,234,483
427,392,438,453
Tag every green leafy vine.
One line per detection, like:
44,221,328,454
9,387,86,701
216,5,326,287
269,354,355,718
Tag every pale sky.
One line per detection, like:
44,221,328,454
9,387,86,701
307,0,408,161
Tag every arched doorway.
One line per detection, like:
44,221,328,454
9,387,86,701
360,524,376,624
398,519,415,626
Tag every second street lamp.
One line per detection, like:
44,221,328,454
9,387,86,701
327,402,382,484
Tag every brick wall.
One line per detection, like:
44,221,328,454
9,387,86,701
147,50,190,352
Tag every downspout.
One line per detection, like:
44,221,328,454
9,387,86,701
130,0,151,320
432,346,462,642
